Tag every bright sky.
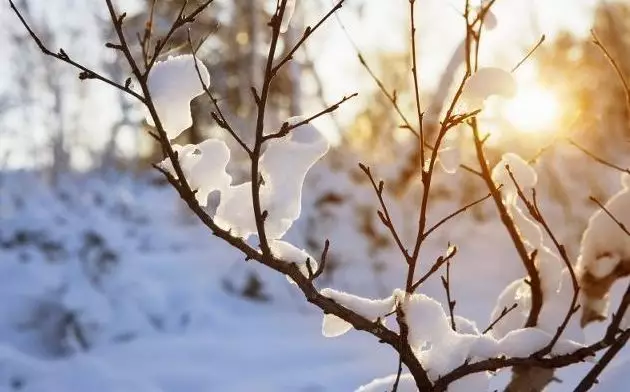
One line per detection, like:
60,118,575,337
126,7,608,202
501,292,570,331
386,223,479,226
313,0,598,113
0,0,602,167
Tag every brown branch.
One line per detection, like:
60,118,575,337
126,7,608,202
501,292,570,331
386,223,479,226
511,35,546,73
187,33,251,156
8,0,145,102
263,93,358,142
249,0,291,257
434,329,630,389
482,303,518,335
409,0,425,165
442,260,457,331
590,196,630,237
574,331,630,392
524,189,580,357
310,239,330,281
421,191,494,241
271,1,345,76
357,54,419,138
569,139,630,175
592,30,630,114
145,0,215,75
606,283,630,341
411,246,458,291
471,123,542,328
359,163,410,262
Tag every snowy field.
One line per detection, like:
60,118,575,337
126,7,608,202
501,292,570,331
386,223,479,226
0,156,628,391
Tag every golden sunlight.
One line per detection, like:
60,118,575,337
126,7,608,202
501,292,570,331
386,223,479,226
503,86,560,133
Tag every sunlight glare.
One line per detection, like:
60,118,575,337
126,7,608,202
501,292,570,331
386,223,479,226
503,86,560,134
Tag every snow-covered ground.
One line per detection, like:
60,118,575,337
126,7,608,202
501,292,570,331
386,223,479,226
0,156,627,391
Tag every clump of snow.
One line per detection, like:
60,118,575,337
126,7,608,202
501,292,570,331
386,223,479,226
476,0,497,30
269,240,317,285
280,0,296,33
159,139,232,206
507,203,543,249
397,290,451,349
322,314,353,338
461,67,516,110
497,327,584,357
491,152,537,205
215,118,329,240
355,373,416,392
489,267,584,346
319,288,395,337
214,182,256,239
577,172,630,325
437,135,461,174
147,54,210,139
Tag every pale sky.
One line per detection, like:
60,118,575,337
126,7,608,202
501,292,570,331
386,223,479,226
0,0,602,166
312,0,599,121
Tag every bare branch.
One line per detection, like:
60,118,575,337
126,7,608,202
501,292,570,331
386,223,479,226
482,303,518,335
569,139,630,175
263,93,358,142
271,1,345,76
411,246,457,292
8,0,145,102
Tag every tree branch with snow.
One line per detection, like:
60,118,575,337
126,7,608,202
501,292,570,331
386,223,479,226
8,0,629,391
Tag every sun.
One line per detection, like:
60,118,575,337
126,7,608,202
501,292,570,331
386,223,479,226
503,86,560,134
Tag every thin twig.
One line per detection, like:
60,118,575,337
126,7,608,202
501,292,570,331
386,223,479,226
511,35,546,73
271,1,345,76
441,260,457,331
592,30,630,113
8,0,145,102
187,32,251,155
569,139,630,175
411,246,458,291
263,93,358,141
421,191,494,241
590,197,630,236
359,163,410,262
482,303,519,334
574,330,630,392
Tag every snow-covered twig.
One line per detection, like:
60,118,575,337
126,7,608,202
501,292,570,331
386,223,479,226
187,32,251,156
471,129,543,328
506,169,581,356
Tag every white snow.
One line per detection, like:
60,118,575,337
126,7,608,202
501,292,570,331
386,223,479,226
214,182,257,239
577,172,630,323
1,145,629,392
491,152,538,205
461,67,516,110
159,140,232,206
437,135,461,174
507,203,543,249
497,327,585,357
146,54,210,140
215,118,329,240
355,373,416,392
322,314,353,338
269,239,317,284
280,0,296,33
319,288,395,332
